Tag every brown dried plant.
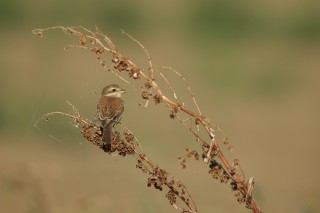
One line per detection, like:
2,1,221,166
35,101,197,212
32,26,262,213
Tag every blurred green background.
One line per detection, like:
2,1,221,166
1,0,320,212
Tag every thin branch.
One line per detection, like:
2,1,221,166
121,29,154,79
158,66,202,116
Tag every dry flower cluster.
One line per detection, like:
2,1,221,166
33,26,262,213
37,102,197,212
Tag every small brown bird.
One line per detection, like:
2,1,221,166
96,84,125,151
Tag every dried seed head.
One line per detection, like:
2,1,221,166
153,95,162,104
167,179,175,187
112,55,129,72
230,181,238,190
91,47,104,59
81,124,104,149
142,91,150,100
112,57,119,63
136,159,148,173
34,30,43,37
233,159,240,166
166,190,177,205
223,138,229,145
220,171,230,183
195,118,200,125
79,36,86,45
169,106,179,119
65,27,73,34
237,196,245,204
128,69,141,79
144,80,152,89
124,132,135,142
229,167,236,176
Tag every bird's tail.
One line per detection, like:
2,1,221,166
102,123,112,152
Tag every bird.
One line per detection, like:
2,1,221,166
96,84,125,151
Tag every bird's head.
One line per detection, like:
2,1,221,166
101,84,126,97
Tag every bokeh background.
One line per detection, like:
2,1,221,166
1,0,319,212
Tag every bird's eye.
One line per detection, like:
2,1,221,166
112,88,116,92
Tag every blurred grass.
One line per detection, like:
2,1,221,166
1,0,320,212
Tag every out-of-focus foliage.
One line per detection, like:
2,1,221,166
0,1,319,213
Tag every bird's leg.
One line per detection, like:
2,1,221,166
102,119,113,128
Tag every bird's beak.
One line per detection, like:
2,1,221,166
120,89,126,94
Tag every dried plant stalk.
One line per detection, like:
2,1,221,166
35,102,197,212
33,26,262,213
